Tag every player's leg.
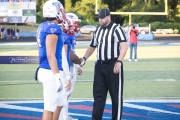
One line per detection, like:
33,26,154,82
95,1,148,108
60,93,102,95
53,106,62,120
67,66,77,119
38,68,60,120
56,71,70,120
61,66,76,120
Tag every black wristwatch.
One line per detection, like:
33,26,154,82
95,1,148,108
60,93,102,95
116,60,122,64
83,56,87,61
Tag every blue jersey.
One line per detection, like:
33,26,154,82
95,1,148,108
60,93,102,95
63,33,77,68
36,21,63,70
69,34,76,67
70,34,76,50
62,32,72,69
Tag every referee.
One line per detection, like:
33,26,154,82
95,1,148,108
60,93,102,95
81,8,128,120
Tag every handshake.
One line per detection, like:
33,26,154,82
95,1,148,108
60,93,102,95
79,56,86,67
70,50,86,67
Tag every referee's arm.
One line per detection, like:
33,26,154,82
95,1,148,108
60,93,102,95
83,33,97,61
118,42,128,61
114,42,128,74
116,26,128,61
83,46,96,60
114,27,128,74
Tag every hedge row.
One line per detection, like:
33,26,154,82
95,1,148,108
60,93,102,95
139,22,180,33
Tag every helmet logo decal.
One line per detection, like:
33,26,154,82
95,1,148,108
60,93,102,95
52,2,63,13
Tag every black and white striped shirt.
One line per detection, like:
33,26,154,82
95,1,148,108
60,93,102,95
90,22,127,61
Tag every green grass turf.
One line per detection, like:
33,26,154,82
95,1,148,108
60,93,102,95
0,45,180,100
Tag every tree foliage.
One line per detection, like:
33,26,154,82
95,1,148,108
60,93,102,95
35,0,180,25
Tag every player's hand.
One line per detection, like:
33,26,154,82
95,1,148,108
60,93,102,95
80,57,86,67
65,80,71,91
77,67,82,75
55,73,63,92
113,62,121,74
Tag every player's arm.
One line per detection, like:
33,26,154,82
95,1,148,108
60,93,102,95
75,64,82,75
64,44,68,55
46,34,63,92
80,46,95,67
62,46,71,91
70,49,81,64
46,34,59,74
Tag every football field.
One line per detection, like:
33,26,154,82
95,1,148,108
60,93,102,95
0,41,180,119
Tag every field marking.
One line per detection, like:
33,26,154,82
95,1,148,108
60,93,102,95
0,78,179,83
1,99,180,103
124,103,180,115
0,99,180,116
0,69,180,72
0,42,180,46
1,97,180,101
0,79,179,82
0,102,104,119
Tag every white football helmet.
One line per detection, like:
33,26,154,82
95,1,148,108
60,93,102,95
66,13,81,32
43,0,66,23
61,15,75,36
66,13,81,23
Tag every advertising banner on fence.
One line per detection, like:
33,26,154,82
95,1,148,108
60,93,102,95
0,1,36,23
22,2,36,9
23,10,36,16
8,16,22,23
22,16,36,23
8,9,22,16
0,10,8,16
0,17,8,23
8,2,22,9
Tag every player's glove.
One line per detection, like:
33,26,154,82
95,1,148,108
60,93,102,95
55,73,63,92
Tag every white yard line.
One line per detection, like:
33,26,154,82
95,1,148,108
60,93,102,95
0,41,180,46
0,99,180,117
0,78,179,82
0,69,180,72
123,102,180,115
1,98,180,102
0,101,111,119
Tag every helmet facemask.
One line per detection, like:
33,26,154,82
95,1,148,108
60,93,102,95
66,13,81,33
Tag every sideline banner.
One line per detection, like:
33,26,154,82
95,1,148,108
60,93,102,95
0,56,39,64
8,16,22,23
8,2,22,9
0,1,36,23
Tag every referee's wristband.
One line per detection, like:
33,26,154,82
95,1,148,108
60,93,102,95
83,56,86,61
116,60,122,64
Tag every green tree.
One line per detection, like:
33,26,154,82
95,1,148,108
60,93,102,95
116,0,168,24
65,0,108,24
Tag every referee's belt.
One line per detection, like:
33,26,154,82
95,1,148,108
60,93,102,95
98,58,117,64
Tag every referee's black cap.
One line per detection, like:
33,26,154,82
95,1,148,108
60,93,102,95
97,8,110,19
